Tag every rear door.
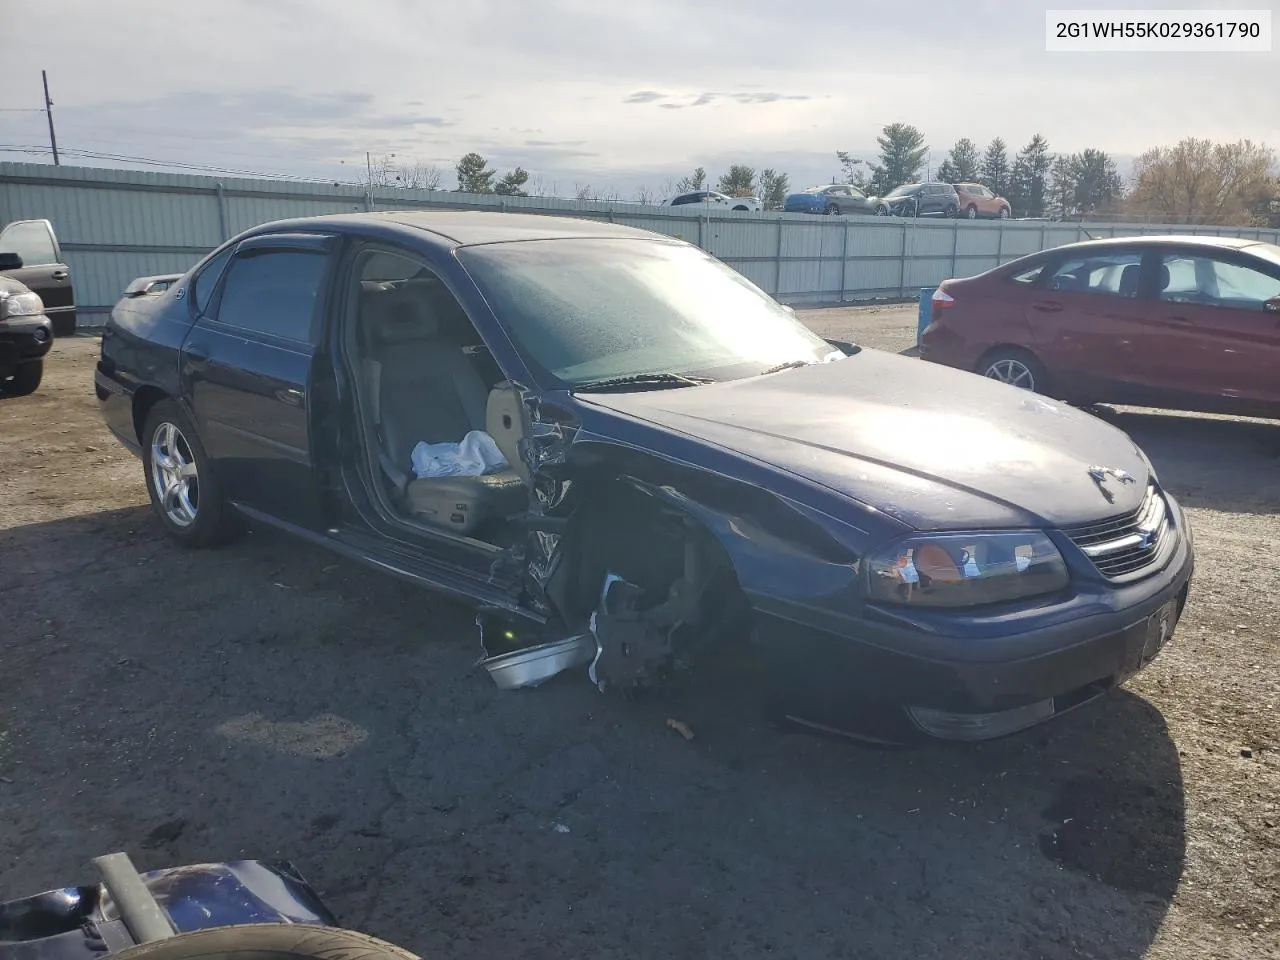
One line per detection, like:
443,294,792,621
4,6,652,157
180,231,338,529
1149,247,1280,411
0,219,76,336
1023,247,1152,400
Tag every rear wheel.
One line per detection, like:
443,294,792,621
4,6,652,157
876,205,890,216
945,204,959,218
965,205,978,220
977,348,1049,394
0,360,43,397
825,202,839,215
142,400,240,546
114,925,421,960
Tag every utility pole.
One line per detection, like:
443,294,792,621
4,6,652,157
365,151,372,186
42,70,59,165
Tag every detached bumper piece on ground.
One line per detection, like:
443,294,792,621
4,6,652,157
0,851,421,960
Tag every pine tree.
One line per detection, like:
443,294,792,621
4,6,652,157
980,139,1011,197
1008,135,1052,217
455,152,495,194
866,123,928,194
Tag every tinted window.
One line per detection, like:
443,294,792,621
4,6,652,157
0,220,57,266
213,250,328,343
1159,253,1280,310
191,245,235,315
1047,252,1144,296
670,194,697,206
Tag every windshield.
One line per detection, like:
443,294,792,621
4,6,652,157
1248,241,1280,270
886,184,918,198
458,238,836,387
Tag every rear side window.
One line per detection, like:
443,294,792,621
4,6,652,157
191,245,235,315
1047,252,1144,296
0,220,57,266
1008,262,1047,284
212,250,328,344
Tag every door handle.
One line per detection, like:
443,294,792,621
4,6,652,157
1031,301,1063,313
1164,315,1193,326
50,270,68,281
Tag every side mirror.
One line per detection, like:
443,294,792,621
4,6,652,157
0,252,23,271
1264,297,1280,315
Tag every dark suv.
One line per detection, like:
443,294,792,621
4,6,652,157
875,182,960,218
0,259,54,396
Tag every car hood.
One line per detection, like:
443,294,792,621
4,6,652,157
580,350,1150,531
0,276,34,296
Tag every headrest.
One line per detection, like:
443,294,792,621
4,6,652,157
362,289,439,344
1158,263,1171,290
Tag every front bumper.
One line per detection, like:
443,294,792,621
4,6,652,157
0,315,54,374
754,498,1195,742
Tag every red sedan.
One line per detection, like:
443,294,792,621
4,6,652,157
920,236,1280,419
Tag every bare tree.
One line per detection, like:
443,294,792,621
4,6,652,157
1127,138,1276,225
659,177,678,201
364,153,397,188
600,186,621,202
397,161,443,191
574,182,596,201
634,184,657,205
527,176,548,197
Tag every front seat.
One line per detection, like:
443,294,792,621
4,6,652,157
363,288,526,536
1117,263,1141,298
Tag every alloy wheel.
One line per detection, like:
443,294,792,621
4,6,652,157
150,421,200,527
984,359,1036,390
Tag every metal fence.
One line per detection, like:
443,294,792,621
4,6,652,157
3,161,1277,324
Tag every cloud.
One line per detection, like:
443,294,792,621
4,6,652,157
0,0,1271,201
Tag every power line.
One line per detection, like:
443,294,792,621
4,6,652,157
0,143,361,185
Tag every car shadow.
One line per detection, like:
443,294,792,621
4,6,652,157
1084,405,1280,514
0,507,1185,960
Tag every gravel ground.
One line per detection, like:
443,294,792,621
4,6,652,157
1,306,1277,959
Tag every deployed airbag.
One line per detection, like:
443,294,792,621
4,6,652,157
410,430,508,479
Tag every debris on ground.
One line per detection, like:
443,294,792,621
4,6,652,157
667,718,695,741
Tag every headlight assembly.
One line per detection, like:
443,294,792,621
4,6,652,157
867,531,1069,608
0,291,45,319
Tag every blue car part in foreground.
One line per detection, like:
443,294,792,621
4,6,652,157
0,852,338,960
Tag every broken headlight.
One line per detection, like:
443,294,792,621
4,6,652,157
866,532,1068,608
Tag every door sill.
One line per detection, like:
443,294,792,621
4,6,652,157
232,504,540,622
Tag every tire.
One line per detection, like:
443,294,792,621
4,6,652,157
141,399,240,546
114,925,421,960
825,203,839,216
0,360,43,397
999,206,1010,219
976,347,1050,394
876,205,890,216
965,205,978,220
945,204,958,219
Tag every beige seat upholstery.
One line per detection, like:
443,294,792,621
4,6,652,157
362,287,525,535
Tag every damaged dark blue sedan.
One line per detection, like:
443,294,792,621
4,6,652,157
95,212,1194,743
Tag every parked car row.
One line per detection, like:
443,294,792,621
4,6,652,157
662,190,762,212
93,209,1194,745
784,181,1012,220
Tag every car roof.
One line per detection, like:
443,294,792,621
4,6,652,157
241,210,669,248
1047,235,1263,254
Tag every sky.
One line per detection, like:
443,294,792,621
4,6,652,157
1,0,1275,199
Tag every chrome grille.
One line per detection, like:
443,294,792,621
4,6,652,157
1064,485,1169,579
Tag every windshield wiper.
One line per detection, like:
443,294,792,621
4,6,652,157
573,372,714,392
760,359,814,376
